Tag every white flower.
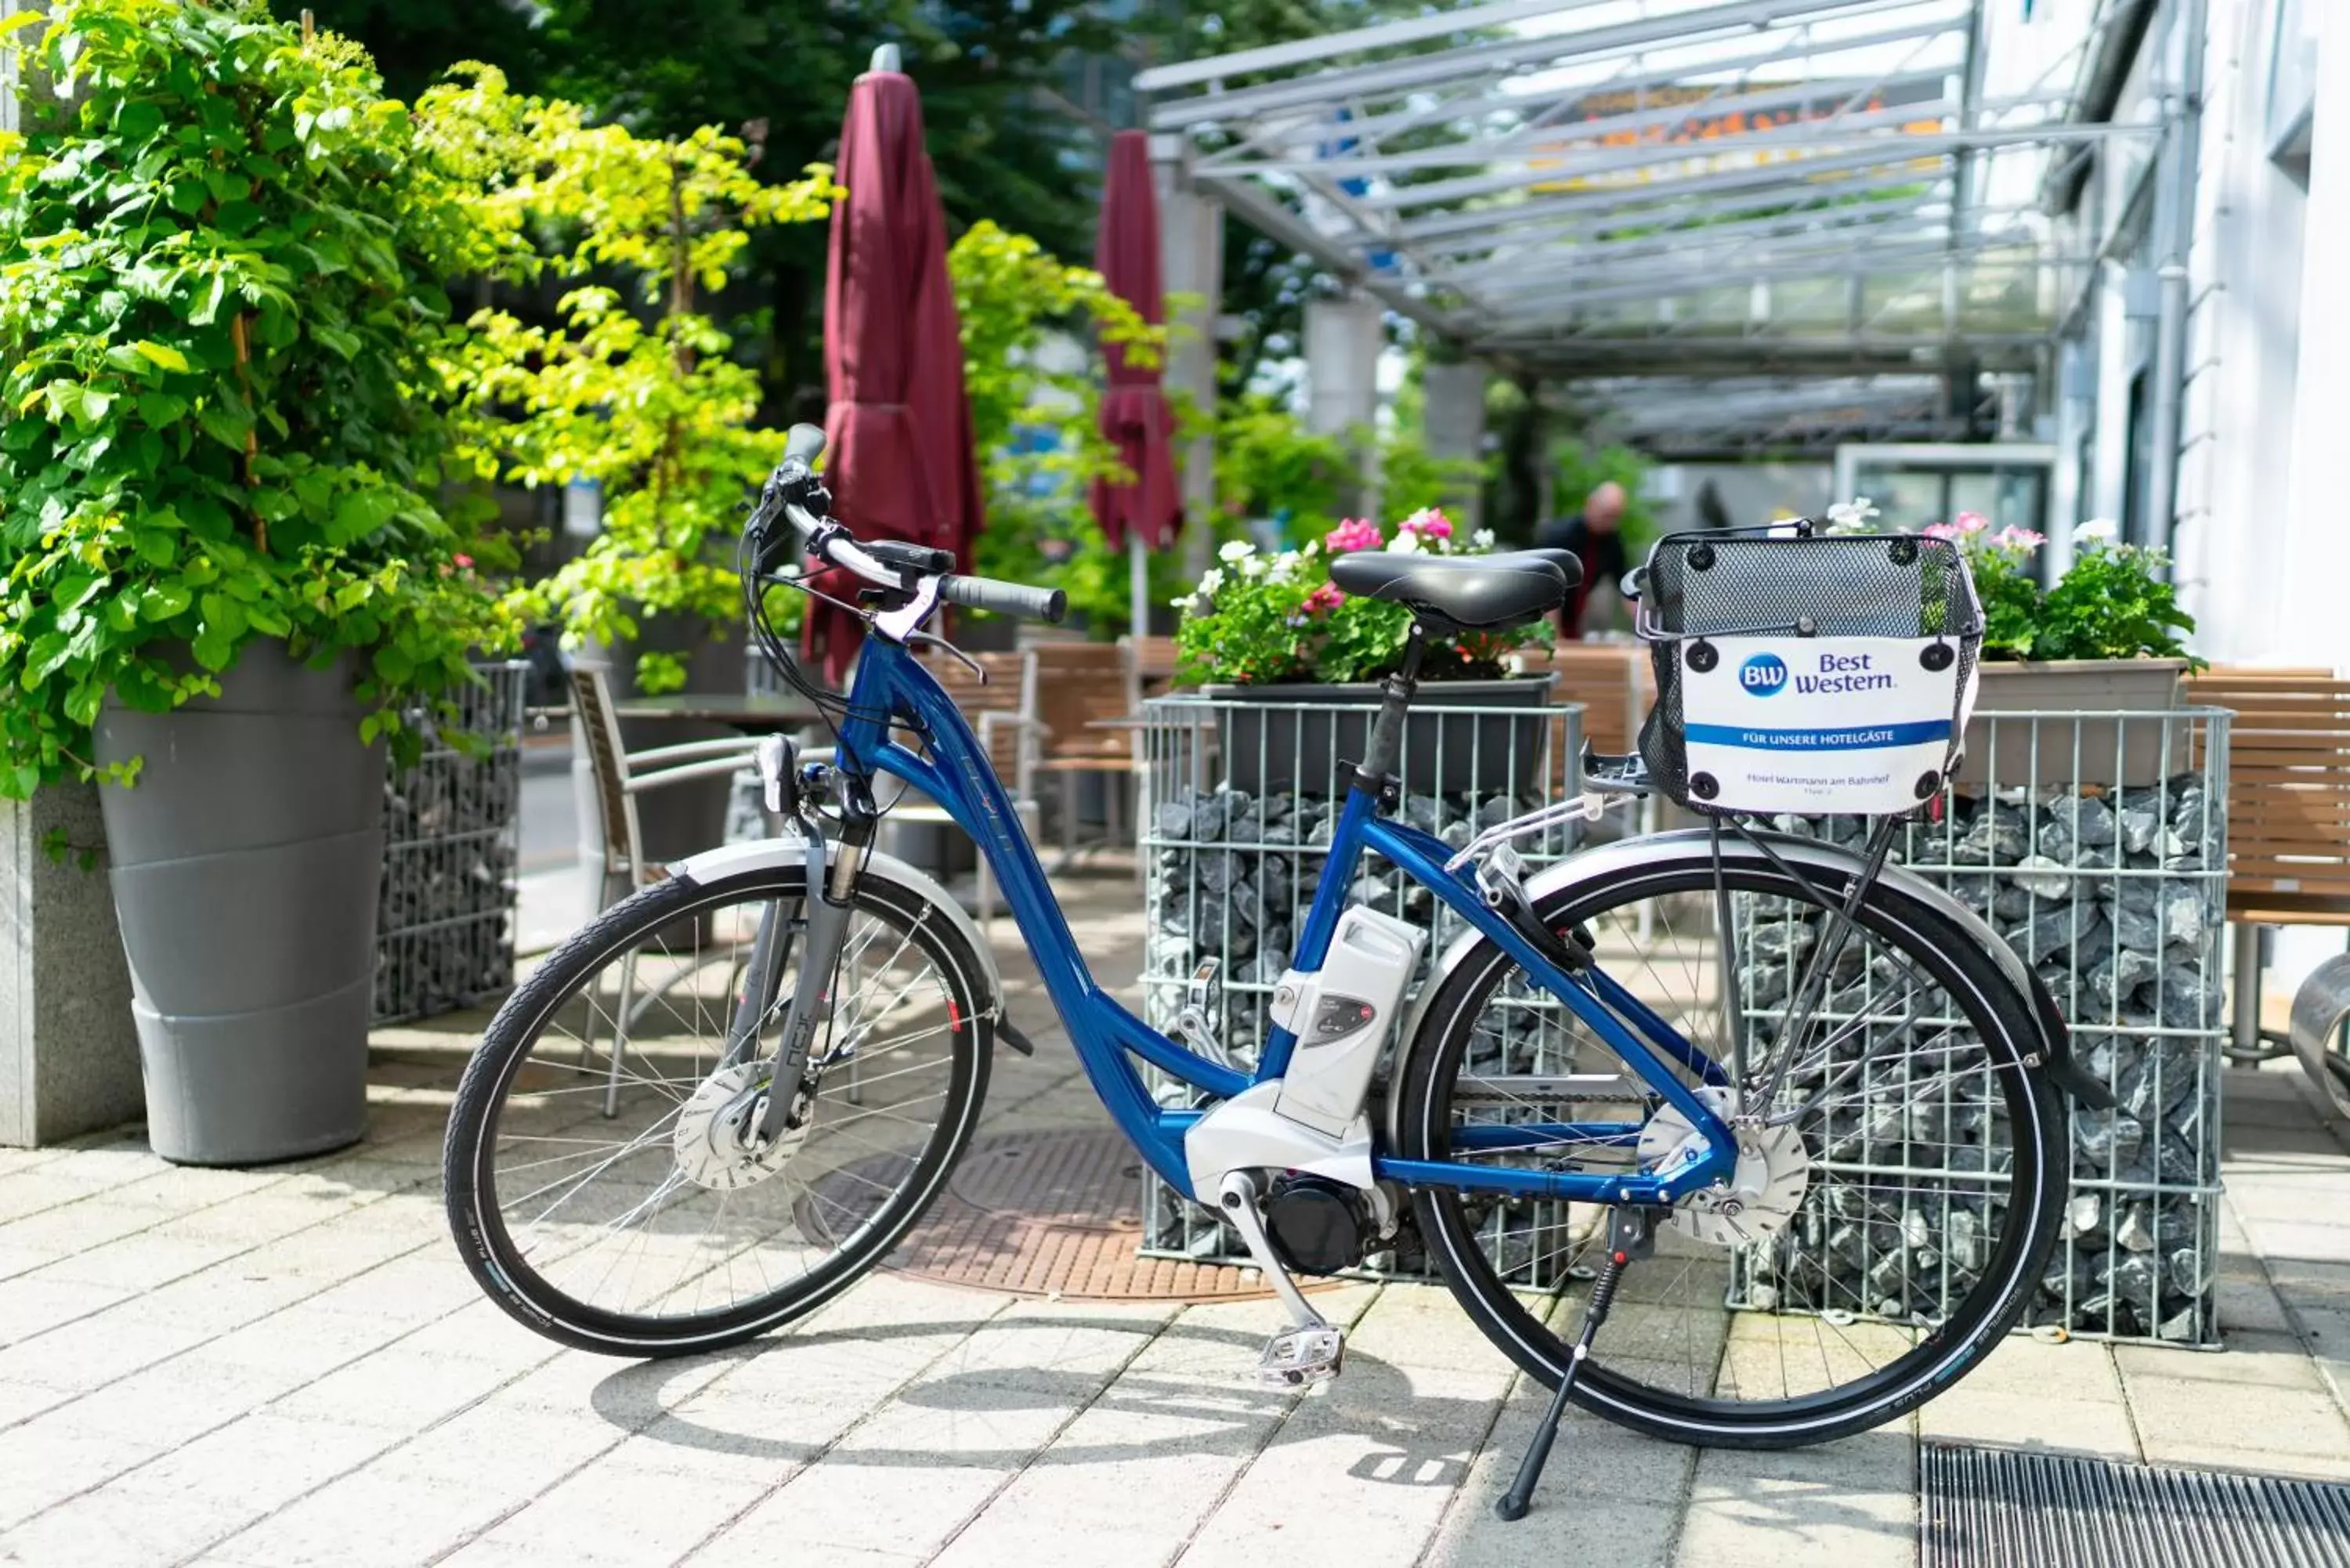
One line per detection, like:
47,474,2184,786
1217,539,1255,565
2077,518,2120,542
1824,496,1881,533
1472,528,1495,550
1386,529,1423,554
1265,552,1300,584
1195,567,1225,597
1237,551,1267,580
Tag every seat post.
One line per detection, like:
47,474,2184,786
1352,620,1430,795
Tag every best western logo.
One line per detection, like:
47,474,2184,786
1740,652,1788,694
1738,650,1896,697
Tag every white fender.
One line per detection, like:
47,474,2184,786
666,835,1006,1017
1385,826,2067,1139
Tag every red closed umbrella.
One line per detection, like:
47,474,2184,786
804,55,984,681
1089,131,1182,637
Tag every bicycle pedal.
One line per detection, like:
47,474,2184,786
1256,1324,1345,1387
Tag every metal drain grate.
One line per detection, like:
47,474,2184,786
1922,1443,2350,1568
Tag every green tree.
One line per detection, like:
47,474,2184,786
286,0,1118,417
417,67,840,692
949,219,1188,634
0,0,512,796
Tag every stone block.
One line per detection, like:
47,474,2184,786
0,785,142,1147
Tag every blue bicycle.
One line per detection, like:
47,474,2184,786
445,427,2085,1512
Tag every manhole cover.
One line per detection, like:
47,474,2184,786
807,1127,1293,1302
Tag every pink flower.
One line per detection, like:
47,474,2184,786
453,553,474,569
1990,526,2044,551
1922,522,1961,541
1303,583,1344,615
1324,517,1383,554
1951,511,1988,534
1400,508,1453,540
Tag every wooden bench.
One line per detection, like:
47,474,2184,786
2182,669,2350,1101
1513,641,1658,836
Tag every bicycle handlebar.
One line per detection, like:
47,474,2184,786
940,573,1068,624
763,484,1065,623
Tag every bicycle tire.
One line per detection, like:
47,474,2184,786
1394,855,2066,1448
443,861,992,1357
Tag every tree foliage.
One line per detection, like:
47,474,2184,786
949,219,1191,633
0,0,512,797
417,67,840,692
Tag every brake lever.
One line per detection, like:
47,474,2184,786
904,630,985,681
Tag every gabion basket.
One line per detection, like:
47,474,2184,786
1136,686,1585,1267
372,661,527,1024
1726,706,2231,1346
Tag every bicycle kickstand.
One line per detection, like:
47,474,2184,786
1495,1207,1655,1523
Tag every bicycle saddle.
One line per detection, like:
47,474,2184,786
1329,549,1580,630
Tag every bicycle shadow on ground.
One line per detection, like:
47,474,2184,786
597,1312,1506,1487
592,1308,1920,1552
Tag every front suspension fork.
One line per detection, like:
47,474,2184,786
750,801,873,1146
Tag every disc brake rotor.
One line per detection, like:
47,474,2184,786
673,1063,808,1191
1636,1085,1810,1247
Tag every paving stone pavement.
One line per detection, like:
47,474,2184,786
6,873,2350,1566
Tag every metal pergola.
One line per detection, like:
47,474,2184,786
1138,0,2167,446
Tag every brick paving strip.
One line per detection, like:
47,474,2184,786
4,878,2350,1567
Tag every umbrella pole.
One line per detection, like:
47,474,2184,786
1130,537,1150,642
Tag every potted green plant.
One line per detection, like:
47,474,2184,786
1830,503,2196,785
1173,509,1555,795
0,1,510,1164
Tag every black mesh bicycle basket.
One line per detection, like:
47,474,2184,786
1632,526,1984,817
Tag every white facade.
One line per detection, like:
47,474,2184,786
2081,0,2327,667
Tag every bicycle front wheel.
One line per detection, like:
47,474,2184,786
1394,851,2066,1448
444,860,992,1357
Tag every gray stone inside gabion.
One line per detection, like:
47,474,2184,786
1748,777,2223,1343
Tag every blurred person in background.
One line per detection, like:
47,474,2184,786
1537,479,1629,638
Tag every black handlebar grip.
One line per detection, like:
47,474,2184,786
939,575,1068,624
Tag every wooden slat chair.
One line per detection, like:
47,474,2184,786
1025,642,1137,859
1513,642,1659,839
885,649,1039,923
2182,669,2350,1078
1120,634,1182,700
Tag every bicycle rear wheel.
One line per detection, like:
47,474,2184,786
1394,851,2066,1448
443,861,991,1357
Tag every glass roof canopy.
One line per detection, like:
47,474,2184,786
1138,0,2160,389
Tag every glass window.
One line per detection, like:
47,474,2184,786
2269,0,2320,154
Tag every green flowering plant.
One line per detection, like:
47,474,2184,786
1173,508,1553,687
1826,500,2197,664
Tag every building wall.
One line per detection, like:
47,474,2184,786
2060,0,2330,670
2175,0,2308,664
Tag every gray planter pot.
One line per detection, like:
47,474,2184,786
1206,676,1554,797
1960,659,2190,788
94,642,383,1165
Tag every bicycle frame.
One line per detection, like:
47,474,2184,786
833,637,1738,1206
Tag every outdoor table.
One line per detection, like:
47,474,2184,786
610,692,828,733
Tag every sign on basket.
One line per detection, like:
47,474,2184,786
1678,634,1975,815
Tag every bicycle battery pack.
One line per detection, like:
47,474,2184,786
1269,906,1427,1139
